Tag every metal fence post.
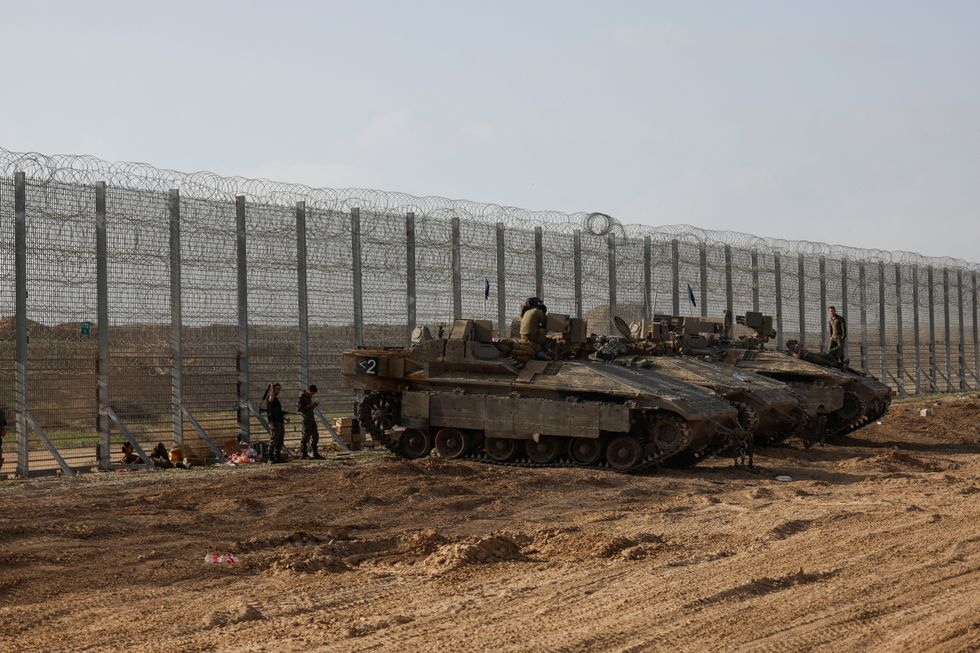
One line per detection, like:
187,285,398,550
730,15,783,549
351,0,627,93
573,230,583,320
943,268,953,390
912,266,921,393
840,259,849,362
643,236,653,323
927,266,937,391
859,262,868,371
95,182,111,470
405,212,416,343
894,263,905,391
751,249,760,313
607,233,617,334
819,256,827,351
497,223,507,332
974,272,979,389
878,261,886,379
671,239,680,315
351,208,364,345
774,252,783,349
724,245,733,319
798,253,806,348
235,195,250,443
450,216,462,322
14,172,28,477
296,202,310,386
534,226,544,300
169,189,183,446
698,243,708,317
957,269,966,390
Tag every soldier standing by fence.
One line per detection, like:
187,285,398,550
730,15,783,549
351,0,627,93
828,306,847,362
265,383,285,463
298,385,322,460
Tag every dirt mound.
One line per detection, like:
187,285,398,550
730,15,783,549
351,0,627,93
839,450,945,474
592,532,666,559
690,568,837,607
203,602,266,627
421,533,525,572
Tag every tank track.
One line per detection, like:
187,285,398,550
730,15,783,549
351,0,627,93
358,392,705,475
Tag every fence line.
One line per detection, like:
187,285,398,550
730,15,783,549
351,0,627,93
0,146,978,477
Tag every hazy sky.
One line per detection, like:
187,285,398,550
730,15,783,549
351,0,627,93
2,1,978,262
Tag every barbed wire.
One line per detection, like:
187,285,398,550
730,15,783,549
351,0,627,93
1,146,975,272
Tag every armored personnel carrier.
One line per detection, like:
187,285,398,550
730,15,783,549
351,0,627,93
655,311,891,443
341,317,743,472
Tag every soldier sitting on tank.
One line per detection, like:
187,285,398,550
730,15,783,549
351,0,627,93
520,297,552,359
785,339,840,369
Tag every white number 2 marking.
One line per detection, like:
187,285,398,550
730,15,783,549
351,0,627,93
360,358,378,374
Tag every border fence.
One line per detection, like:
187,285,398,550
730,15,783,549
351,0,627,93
1,147,978,477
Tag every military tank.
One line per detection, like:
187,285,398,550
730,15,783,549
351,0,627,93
608,316,805,448
341,317,743,472
655,311,891,444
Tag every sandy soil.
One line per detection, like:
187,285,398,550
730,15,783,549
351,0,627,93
1,394,979,653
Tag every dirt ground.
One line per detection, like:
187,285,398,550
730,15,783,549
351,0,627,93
1,394,979,653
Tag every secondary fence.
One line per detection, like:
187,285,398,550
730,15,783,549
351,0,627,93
1,147,978,477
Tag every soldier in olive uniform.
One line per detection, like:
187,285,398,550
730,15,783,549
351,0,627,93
265,383,286,463
519,297,548,346
298,384,323,459
828,306,847,362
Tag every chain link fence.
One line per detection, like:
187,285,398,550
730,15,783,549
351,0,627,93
1,147,978,477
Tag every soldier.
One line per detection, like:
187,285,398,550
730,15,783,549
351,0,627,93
828,306,847,362
265,383,286,463
786,339,838,368
298,384,322,460
120,442,143,465
520,297,548,346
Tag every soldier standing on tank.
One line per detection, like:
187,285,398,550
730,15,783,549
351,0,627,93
828,306,847,362
298,384,323,460
265,383,286,463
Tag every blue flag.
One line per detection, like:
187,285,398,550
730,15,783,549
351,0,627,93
484,277,491,300
687,284,697,307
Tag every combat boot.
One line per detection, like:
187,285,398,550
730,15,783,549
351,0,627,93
311,450,325,460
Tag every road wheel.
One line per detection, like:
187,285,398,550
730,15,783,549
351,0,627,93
400,428,433,459
568,437,603,466
606,435,644,471
525,435,563,464
485,437,523,462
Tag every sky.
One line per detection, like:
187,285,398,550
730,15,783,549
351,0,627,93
1,0,978,262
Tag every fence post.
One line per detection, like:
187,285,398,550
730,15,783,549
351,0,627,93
698,243,708,317
941,267,953,390
927,266,937,391
859,262,868,371
912,266,921,393
957,269,966,390
894,263,905,391
497,223,507,332
296,202,310,385
450,216,462,322
774,252,783,350
573,230,583,320
878,261,886,379
534,226,544,300
798,253,806,348
351,208,364,345
14,172,28,477
405,212,416,343
974,272,979,389
168,189,183,447
751,249,760,313
840,259,849,364
607,233,617,334
671,239,680,315
819,256,827,351
95,182,111,470
235,195,250,444
723,245,733,319
644,236,653,324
